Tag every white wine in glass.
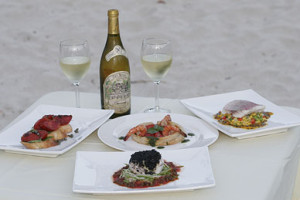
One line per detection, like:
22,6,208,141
141,38,172,113
59,39,90,108
141,54,172,82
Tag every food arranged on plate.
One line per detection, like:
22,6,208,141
112,149,182,188
21,115,73,149
123,115,187,147
214,100,273,129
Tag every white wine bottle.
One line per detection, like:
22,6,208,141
100,9,131,118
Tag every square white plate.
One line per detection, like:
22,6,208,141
73,147,215,194
0,105,113,157
181,89,300,139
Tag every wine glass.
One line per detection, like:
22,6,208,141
141,38,172,113
59,39,91,108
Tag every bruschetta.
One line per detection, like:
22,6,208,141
21,115,72,149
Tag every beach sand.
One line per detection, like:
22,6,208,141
0,0,300,197
1,0,300,129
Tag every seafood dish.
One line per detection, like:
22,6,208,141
21,115,73,149
123,115,187,146
112,149,182,188
214,100,273,129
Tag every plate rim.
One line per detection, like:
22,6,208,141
97,112,219,151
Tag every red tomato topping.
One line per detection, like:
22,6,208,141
40,120,60,132
33,117,49,130
33,115,72,131
238,118,243,121
154,132,162,137
146,124,155,129
53,115,72,125
251,118,256,124
44,115,54,120
21,130,48,142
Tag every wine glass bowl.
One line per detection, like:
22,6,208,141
59,39,90,108
141,38,172,113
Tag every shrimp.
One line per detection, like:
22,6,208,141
157,114,171,126
124,125,147,141
162,125,181,136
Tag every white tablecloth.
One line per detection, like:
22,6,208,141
0,91,299,200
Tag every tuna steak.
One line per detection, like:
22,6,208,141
222,100,265,118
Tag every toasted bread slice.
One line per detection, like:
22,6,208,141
48,124,72,140
21,139,59,149
21,124,72,149
132,132,185,146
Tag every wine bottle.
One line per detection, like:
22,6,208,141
100,9,131,118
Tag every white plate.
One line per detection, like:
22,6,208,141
73,147,215,194
98,113,219,151
181,89,300,139
0,105,114,157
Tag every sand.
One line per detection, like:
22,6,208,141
1,0,300,128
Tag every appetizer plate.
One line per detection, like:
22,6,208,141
181,89,300,139
73,147,215,194
0,105,114,157
98,113,219,151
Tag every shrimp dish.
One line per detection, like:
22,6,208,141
123,115,187,147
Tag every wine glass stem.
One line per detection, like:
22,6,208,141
73,82,80,108
154,81,160,111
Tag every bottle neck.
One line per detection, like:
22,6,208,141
108,16,119,35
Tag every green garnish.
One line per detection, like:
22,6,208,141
181,139,190,143
253,114,263,121
27,140,42,143
45,136,54,140
68,134,74,138
119,136,125,140
157,146,165,149
146,136,159,147
187,133,195,136
74,128,79,133
120,163,172,183
27,136,54,143
147,125,164,134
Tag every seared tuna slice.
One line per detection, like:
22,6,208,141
222,100,265,118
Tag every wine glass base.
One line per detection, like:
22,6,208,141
144,107,171,113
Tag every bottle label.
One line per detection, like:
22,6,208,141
103,71,130,114
105,45,127,62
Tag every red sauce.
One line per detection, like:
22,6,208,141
112,161,181,188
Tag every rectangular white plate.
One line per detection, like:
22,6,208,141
181,89,300,139
73,147,215,194
0,105,113,157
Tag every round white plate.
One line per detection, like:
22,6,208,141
98,113,219,151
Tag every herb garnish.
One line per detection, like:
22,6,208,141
74,128,79,133
181,139,190,143
187,133,195,136
147,125,164,134
119,136,125,140
27,136,54,143
146,136,159,147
